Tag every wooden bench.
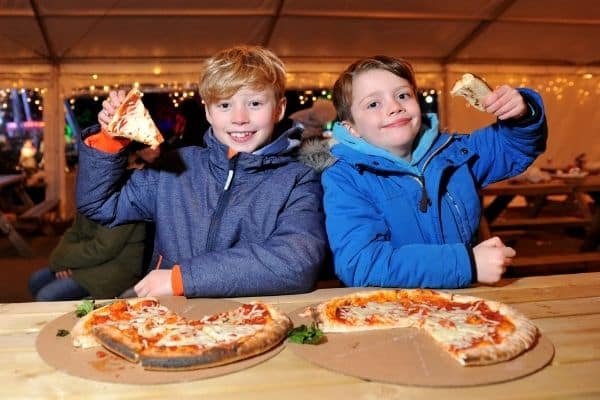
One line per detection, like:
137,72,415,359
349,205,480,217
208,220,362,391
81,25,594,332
17,198,59,235
491,216,592,228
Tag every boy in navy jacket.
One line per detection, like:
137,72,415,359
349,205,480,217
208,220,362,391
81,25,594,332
77,46,327,297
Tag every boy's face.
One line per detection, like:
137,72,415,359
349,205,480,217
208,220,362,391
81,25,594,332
343,69,421,160
205,87,286,153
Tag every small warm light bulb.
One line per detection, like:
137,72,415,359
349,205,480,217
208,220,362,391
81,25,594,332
92,74,98,80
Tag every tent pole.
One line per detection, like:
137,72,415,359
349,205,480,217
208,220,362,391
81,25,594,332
441,65,450,130
43,65,67,219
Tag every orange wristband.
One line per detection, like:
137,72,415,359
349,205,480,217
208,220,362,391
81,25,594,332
84,128,130,153
171,265,184,296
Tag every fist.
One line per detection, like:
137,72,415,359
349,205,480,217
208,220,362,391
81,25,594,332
473,236,516,284
134,269,174,297
483,85,527,121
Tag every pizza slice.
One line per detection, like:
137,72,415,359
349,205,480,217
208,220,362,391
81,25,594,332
450,73,492,111
107,88,164,148
71,297,164,349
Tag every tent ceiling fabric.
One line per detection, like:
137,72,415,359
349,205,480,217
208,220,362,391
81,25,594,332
0,0,598,67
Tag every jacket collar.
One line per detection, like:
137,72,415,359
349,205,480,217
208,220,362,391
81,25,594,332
331,113,439,174
205,119,303,170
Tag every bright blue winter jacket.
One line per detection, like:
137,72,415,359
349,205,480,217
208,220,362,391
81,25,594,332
77,121,327,297
322,88,547,289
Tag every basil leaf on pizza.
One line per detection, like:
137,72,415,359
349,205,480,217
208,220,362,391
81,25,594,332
288,323,325,345
75,299,95,317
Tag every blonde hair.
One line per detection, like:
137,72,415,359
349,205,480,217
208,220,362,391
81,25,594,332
333,56,417,122
199,45,286,105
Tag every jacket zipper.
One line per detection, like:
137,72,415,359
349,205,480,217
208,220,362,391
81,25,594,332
205,154,238,252
413,136,454,213
446,191,469,242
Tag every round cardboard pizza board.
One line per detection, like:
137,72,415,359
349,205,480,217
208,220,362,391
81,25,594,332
288,305,554,387
36,297,285,384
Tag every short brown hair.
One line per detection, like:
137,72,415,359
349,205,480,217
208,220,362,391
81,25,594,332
199,45,286,105
333,56,417,122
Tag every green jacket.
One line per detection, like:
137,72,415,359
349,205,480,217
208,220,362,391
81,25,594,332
49,212,146,299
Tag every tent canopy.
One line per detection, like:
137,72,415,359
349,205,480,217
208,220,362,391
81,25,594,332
1,0,598,68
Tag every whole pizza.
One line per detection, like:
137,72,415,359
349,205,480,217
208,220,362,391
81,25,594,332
71,298,292,371
301,289,538,366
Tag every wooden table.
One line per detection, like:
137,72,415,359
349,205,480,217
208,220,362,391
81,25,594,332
2,272,600,399
0,174,33,257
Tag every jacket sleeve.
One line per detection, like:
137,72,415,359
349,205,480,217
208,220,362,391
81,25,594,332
76,130,159,226
467,88,548,187
322,166,473,289
48,222,142,271
178,169,327,297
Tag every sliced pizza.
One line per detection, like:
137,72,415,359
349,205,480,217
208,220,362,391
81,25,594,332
72,298,292,371
107,88,164,148
302,289,538,366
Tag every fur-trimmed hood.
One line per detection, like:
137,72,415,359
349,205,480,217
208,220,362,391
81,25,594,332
297,137,337,173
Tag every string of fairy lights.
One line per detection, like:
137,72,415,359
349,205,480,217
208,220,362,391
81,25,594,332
0,72,598,116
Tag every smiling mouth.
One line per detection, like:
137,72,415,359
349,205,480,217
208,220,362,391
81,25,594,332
383,118,411,128
229,131,256,142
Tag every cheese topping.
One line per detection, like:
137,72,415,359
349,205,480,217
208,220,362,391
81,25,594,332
331,293,513,352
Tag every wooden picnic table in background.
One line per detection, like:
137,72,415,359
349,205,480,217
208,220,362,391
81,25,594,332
479,174,600,268
0,174,34,257
1,271,600,399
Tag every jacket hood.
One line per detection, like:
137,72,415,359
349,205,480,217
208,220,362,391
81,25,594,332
331,113,439,173
297,137,337,173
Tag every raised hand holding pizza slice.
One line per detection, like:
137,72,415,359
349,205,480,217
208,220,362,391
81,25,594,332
106,88,164,149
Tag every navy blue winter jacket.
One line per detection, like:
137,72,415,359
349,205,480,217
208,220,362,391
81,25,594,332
322,88,547,289
77,121,327,297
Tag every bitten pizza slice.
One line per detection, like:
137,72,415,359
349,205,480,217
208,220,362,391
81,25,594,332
450,73,492,111
107,88,164,148
71,297,167,349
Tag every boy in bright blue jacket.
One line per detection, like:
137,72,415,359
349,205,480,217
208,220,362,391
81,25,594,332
322,56,547,288
77,46,327,298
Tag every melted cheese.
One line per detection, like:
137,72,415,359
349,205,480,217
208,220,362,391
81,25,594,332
338,302,416,326
155,326,218,347
202,324,263,342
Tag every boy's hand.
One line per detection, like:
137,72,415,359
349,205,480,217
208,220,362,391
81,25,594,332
134,269,174,297
473,236,516,284
483,85,527,121
98,90,126,129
